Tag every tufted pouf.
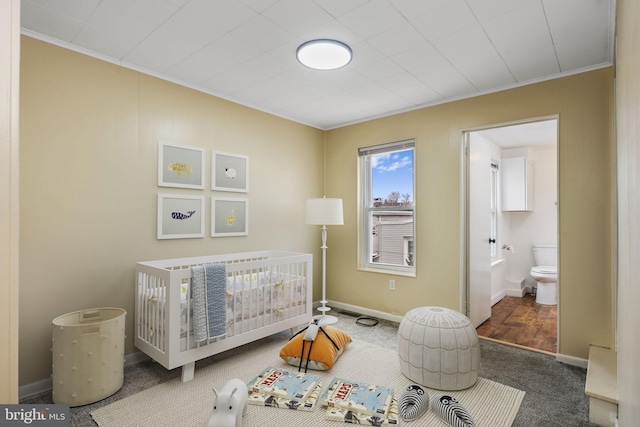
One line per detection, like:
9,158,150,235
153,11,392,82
398,306,480,391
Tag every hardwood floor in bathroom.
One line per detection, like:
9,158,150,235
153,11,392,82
476,294,557,354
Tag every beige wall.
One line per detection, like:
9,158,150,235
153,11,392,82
19,37,325,386
615,0,640,422
0,0,20,403
325,68,615,360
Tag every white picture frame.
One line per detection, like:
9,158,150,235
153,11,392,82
158,141,205,189
211,151,249,193
211,197,248,237
157,194,205,239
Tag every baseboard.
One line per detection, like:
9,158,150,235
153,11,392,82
18,378,52,401
19,351,151,400
492,279,529,305
505,288,526,297
506,277,527,297
491,290,507,306
125,350,151,366
324,300,404,324
557,352,589,369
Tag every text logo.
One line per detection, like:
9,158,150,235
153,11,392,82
1,405,69,427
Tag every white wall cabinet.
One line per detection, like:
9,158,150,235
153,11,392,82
501,157,534,211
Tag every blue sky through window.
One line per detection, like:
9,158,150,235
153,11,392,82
371,149,414,201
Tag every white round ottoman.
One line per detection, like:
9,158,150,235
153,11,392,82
398,306,480,391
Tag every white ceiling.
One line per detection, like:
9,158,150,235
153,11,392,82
477,119,558,149
20,0,615,130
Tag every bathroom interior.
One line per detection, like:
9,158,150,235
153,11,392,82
470,118,558,355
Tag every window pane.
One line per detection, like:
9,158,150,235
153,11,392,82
369,210,414,265
370,149,414,206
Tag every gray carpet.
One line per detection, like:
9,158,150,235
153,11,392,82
21,310,597,426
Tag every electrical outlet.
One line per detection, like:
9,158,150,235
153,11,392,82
389,280,396,291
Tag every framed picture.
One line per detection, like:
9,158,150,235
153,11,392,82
158,141,205,189
212,151,249,192
157,194,205,239
211,197,248,237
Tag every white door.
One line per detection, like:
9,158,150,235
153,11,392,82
468,133,492,327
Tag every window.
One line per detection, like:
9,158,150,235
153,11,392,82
490,162,499,259
359,139,415,274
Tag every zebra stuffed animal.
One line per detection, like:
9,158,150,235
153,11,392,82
398,384,429,421
432,395,475,427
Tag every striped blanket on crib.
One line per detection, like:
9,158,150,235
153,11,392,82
191,263,227,342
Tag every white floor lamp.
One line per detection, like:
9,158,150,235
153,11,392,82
306,197,343,325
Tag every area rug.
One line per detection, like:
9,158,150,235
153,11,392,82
91,339,525,426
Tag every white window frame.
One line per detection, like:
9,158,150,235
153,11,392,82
490,161,499,260
358,139,416,276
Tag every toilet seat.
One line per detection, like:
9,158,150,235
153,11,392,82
531,265,557,274
530,265,558,285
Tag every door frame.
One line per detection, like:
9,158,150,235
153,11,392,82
460,115,560,350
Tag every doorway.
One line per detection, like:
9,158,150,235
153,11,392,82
463,117,559,354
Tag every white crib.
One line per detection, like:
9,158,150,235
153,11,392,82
135,250,312,382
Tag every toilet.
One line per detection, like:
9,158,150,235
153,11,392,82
530,245,558,305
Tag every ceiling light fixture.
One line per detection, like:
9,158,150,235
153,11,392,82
296,39,352,71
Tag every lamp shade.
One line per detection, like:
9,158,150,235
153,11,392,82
306,198,344,225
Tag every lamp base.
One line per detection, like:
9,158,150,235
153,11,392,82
313,314,338,326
